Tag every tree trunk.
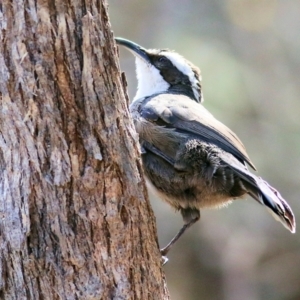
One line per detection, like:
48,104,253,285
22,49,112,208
0,1,169,299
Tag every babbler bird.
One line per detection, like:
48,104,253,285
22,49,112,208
115,37,296,259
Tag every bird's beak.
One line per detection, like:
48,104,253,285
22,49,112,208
115,37,151,64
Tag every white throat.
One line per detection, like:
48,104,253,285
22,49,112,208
133,57,170,102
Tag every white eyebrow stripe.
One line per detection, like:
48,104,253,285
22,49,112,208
162,51,200,101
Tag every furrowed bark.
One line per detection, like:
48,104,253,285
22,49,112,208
0,0,169,299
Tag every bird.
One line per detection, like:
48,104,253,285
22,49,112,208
115,37,296,260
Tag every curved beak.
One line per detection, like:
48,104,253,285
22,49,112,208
115,37,150,63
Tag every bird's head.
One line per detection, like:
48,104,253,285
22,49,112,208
116,37,203,103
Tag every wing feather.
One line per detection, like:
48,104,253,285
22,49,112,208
140,94,256,170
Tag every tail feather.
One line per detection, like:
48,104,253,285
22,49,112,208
221,156,296,233
243,176,296,233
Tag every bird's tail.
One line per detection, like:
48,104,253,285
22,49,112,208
223,159,296,233
243,176,295,233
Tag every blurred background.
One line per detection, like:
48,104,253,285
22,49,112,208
109,1,300,299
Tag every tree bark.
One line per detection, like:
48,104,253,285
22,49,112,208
0,0,169,299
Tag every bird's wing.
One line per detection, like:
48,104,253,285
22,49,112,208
139,93,256,170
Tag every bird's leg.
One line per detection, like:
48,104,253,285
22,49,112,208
160,219,198,256
160,208,200,261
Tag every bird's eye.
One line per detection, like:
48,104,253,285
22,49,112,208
158,56,167,63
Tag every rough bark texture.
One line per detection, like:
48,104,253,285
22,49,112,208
0,0,169,299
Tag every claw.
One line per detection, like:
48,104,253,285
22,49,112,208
161,255,169,265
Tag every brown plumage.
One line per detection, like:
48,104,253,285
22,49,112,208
116,37,296,260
